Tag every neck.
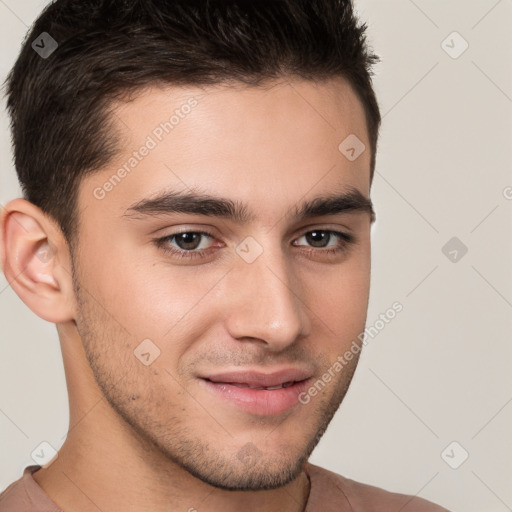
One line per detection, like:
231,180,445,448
32,323,311,512
33,428,311,512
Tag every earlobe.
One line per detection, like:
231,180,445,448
0,198,76,323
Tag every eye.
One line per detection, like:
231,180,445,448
155,230,216,260
294,230,353,249
154,228,355,261
293,229,355,257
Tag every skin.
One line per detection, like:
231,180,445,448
0,76,373,512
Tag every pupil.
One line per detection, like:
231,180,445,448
307,231,328,247
178,233,199,250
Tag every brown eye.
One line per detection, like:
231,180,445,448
304,230,332,248
155,230,216,260
172,232,204,251
294,229,354,250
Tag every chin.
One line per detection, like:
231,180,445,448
183,453,308,491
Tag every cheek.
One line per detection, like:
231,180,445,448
311,279,369,346
303,245,371,337
81,228,370,352
90,257,228,365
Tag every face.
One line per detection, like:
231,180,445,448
72,77,373,490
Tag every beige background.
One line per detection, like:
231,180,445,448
1,1,511,511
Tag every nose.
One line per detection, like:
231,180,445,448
223,243,311,351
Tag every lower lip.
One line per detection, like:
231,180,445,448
201,378,311,416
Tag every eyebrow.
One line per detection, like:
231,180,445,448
123,186,375,224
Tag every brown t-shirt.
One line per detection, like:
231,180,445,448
0,463,450,511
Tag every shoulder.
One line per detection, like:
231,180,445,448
305,463,451,512
0,473,28,508
0,465,63,512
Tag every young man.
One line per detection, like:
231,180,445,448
0,1,450,510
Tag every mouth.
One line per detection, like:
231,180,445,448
199,369,313,416
216,380,297,390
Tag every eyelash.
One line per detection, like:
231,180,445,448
154,228,355,261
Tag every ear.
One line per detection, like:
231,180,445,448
0,198,77,323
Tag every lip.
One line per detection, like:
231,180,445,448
200,368,313,416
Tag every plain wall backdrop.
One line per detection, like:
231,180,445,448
1,1,511,511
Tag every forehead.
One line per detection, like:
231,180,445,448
79,77,371,224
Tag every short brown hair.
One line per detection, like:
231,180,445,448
3,0,381,250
